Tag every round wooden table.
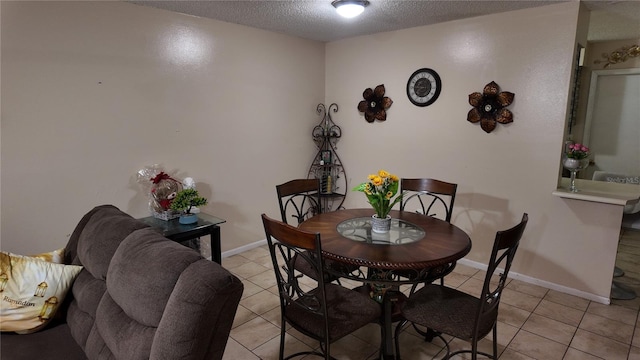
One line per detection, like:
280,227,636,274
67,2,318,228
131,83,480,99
299,208,471,272
299,208,472,359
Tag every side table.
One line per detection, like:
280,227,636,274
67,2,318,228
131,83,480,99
138,213,226,264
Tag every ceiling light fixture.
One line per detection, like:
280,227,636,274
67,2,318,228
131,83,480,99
332,0,369,18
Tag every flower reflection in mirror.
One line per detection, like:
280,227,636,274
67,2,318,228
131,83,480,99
357,84,393,123
467,81,514,133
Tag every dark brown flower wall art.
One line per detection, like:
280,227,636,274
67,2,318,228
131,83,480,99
357,84,393,123
467,81,514,133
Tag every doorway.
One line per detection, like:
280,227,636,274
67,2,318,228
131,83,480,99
582,68,640,180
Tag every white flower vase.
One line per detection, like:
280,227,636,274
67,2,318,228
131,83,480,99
563,156,590,192
371,214,392,233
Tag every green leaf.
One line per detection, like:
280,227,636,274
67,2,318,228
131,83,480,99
352,182,367,192
170,189,208,213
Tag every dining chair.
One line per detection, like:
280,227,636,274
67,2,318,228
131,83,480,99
261,214,382,360
393,179,460,341
394,213,528,360
398,178,459,288
276,178,322,225
400,178,457,222
276,179,357,283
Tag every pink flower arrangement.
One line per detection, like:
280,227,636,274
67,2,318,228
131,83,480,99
566,143,590,159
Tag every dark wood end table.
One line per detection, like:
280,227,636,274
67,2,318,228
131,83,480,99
138,212,226,264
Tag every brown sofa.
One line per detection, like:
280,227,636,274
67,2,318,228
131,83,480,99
1,205,243,360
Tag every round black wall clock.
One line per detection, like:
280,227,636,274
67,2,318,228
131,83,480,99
406,68,441,107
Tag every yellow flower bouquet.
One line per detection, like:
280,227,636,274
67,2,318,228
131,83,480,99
353,169,404,219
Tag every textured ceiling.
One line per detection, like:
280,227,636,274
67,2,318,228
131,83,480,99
128,0,640,43
585,0,640,42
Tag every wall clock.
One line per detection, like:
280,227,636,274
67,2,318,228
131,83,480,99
406,68,441,107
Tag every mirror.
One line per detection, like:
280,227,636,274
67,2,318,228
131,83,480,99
582,68,640,181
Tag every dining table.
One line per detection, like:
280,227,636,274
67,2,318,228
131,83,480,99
299,208,472,360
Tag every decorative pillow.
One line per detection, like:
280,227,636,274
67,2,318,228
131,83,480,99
0,251,83,334
29,248,65,263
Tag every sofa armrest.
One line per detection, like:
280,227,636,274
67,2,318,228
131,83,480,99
152,260,244,359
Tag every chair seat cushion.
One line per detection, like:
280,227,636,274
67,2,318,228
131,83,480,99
394,262,456,283
285,283,381,342
402,284,493,340
292,251,358,282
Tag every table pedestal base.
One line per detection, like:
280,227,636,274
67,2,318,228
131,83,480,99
354,285,406,360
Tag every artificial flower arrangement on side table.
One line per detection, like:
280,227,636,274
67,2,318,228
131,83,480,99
353,170,404,233
562,142,590,192
137,165,185,220
170,189,208,224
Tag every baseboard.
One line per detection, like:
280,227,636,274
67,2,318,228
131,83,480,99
457,258,610,305
222,240,610,304
221,239,268,258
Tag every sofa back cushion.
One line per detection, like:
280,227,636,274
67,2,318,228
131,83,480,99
85,228,195,359
64,205,149,350
71,205,150,277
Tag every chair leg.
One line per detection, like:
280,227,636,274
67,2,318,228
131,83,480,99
471,337,478,360
407,286,435,340
397,320,451,360
492,323,498,359
279,324,286,360
410,323,440,342
394,319,408,359
318,341,333,360
405,279,447,343
447,328,498,360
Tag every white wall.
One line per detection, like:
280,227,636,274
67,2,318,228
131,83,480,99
326,2,622,301
1,1,626,301
1,1,325,254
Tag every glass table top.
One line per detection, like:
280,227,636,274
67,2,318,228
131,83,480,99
138,212,226,237
336,217,425,245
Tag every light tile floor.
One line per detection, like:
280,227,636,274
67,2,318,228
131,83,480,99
221,229,640,359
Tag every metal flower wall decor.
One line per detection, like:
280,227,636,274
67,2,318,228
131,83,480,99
594,44,640,68
357,84,393,123
467,81,514,133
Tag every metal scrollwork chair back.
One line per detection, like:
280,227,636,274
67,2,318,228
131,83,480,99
276,179,322,225
261,214,381,360
400,178,457,222
395,213,528,360
275,178,354,284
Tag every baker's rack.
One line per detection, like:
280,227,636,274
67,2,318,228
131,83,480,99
307,103,347,212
